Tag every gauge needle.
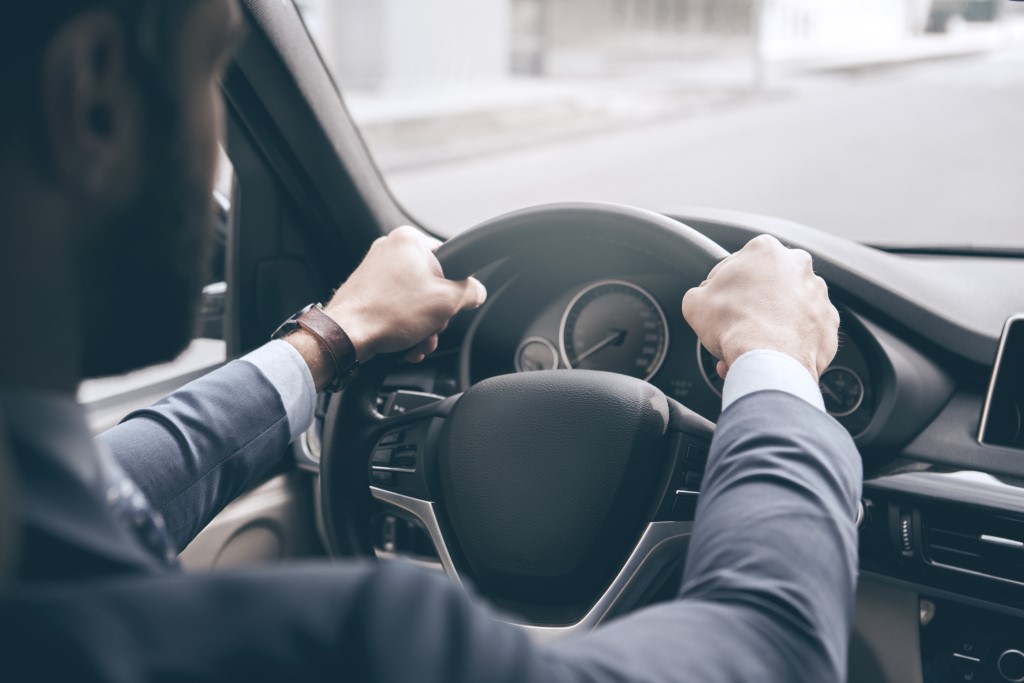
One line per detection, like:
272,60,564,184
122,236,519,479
573,329,627,365
820,383,840,402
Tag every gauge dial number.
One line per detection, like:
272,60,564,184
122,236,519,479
560,281,669,381
515,337,560,373
820,366,865,417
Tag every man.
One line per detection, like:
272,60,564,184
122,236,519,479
0,1,861,681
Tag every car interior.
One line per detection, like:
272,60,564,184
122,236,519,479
59,1,1024,681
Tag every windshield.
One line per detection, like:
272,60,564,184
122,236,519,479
296,0,1024,248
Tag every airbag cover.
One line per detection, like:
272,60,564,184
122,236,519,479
438,370,671,605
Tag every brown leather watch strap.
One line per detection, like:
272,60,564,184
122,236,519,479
295,305,358,392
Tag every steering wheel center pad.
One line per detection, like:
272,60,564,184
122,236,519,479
439,370,672,605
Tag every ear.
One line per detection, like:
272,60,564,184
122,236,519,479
41,10,139,200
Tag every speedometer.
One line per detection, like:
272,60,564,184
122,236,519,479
559,280,669,381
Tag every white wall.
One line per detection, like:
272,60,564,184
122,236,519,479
763,0,918,60
302,0,510,92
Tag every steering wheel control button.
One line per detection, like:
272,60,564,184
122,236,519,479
671,491,700,520
383,390,444,417
392,445,417,469
682,471,703,491
371,471,394,486
685,444,708,466
379,431,404,446
999,650,1024,682
372,449,393,465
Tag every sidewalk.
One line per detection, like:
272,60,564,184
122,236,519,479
777,19,1024,75
346,72,762,172
343,21,1024,173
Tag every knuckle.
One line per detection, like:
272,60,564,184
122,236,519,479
753,234,782,250
792,248,812,262
681,288,700,315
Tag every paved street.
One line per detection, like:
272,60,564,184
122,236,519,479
385,48,1024,247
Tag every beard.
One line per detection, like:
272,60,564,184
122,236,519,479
77,99,215,379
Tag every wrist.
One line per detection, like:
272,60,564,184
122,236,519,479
283,329,336,393
723,349,827,412
721,333,819,382
322,302,375,362
272,303,362,393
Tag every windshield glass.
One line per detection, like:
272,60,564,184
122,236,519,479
296,0,1024,248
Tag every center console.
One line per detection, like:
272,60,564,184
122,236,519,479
921,598,1024,683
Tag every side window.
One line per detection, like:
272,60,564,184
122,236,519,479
78,149,234,433
195,146,234,341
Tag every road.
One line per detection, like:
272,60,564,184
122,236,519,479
386,48,1024,248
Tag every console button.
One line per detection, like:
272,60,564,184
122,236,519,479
998,649,1024,682
951,652,982,683
951,662,979,682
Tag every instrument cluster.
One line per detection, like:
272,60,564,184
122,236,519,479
469,270,876,435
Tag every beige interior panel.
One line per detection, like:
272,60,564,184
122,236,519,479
180,472,324,571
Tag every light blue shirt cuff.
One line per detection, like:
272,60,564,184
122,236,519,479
721,349,825,413
240,340,317,443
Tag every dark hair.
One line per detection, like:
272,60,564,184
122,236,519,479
0,1,199,153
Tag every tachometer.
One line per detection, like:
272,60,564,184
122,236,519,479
559,280,669,381
820,366,865,417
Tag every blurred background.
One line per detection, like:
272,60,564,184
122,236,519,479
295,0,1024,247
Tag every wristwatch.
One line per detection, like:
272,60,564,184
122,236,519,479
271,303,360,392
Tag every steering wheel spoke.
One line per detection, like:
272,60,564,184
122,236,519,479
369,486,466,588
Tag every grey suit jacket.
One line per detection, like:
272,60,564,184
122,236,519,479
3,358,862,683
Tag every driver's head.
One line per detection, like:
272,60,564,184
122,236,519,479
0,0,242,380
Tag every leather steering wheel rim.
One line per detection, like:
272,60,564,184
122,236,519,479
319,202,728,629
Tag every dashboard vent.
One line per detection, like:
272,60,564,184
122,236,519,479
922,506,1024,585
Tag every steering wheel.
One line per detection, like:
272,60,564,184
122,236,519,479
320,202,729,640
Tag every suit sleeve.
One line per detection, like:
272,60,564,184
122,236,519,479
95,359,293,550
550,390,863,682
23,389,861,682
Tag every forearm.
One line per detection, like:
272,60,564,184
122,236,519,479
97,344,315,549
551,390,861,682
681,390,861,679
